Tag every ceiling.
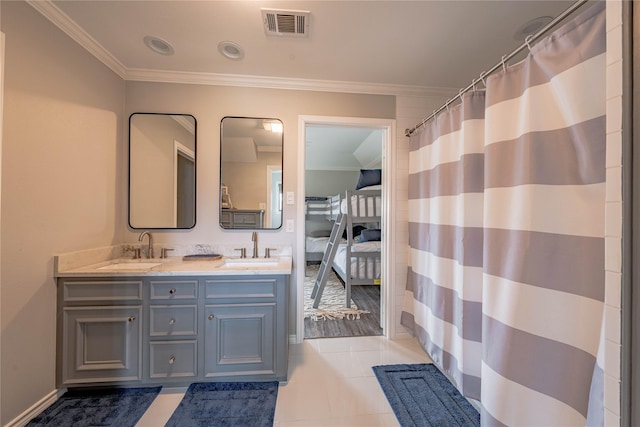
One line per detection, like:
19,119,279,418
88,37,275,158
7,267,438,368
37,0,578,95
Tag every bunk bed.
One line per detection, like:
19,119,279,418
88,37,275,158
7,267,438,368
310,184,382,309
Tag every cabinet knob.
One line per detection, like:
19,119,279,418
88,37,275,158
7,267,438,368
169,288,177,295
128,316,136,322
169,318,175,325
208,314,214,320
169,356,175,365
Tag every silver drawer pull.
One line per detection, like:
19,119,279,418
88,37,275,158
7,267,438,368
208,314,214,320
128,316,136,322
169,288,177,295
169,356,175,365
169,318,175,325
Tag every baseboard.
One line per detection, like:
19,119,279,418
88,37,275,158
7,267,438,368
6,388,66,427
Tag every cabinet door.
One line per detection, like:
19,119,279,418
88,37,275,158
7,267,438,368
204,303,275,378
62,306,141,385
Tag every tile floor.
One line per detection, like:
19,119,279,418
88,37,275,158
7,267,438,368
136,336,432,426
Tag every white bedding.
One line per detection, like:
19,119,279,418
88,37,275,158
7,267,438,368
305,235,347,253
333,241,381,280
306,236,330,253
339,185,382,217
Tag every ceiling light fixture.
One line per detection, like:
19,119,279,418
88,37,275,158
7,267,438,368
218,41,244,60
513,16,553,41
263,120,283,133
143,35,174,55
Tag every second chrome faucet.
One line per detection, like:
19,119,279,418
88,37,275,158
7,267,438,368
235,231,276,259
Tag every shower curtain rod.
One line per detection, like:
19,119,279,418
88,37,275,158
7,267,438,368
405,0,589,137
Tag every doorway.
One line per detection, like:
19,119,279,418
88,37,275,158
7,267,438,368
295,116,395,343
174,141,195,228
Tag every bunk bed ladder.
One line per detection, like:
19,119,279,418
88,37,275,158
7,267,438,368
310,213,346,309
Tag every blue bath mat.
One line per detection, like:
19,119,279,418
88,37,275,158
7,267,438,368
373,364,479,427
165,381,279,427
27,386,161,426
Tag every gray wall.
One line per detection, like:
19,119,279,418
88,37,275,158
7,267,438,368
1,2,125,423
305,170,360,197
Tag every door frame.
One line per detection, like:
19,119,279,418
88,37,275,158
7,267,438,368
266,165,282,229
295,115,396,343
623,1,635,424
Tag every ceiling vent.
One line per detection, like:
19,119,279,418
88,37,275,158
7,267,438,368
261,8,310,38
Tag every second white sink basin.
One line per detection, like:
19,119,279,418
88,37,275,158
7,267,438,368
98,262,162,270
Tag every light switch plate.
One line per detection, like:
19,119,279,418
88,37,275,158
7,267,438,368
286,192,294,205
286,219,294,232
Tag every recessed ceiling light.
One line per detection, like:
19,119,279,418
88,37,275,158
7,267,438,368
514,16,553,41
218,41,244,60
143,35,174,55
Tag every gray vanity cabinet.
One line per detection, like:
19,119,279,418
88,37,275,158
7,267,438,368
220,209,265,229
57,273,289,387
203,276,288,381
57,279,143,386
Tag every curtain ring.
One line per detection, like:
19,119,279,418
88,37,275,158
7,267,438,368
459,88,465,101
471,78,477,92
445,99,450,111
479,71,487,87
501,55,507,71
524,34,533,52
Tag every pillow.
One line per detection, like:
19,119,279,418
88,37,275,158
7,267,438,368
309,229,331,238
343,225,367,240
355,169,382,190
359,228,381,242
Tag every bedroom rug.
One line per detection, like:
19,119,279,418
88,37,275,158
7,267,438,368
27,386,161,427
373,364,480,427
165,381,279,427
304,263,370,321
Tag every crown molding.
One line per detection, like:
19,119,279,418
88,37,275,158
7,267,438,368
28,0,456,98
125,68,456,97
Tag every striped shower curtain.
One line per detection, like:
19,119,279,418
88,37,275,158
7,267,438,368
402,2,606,426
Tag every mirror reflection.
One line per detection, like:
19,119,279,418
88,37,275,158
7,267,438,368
220,117,283,229
129,113,196,229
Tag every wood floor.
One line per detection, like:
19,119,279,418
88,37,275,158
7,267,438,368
304,269,383,339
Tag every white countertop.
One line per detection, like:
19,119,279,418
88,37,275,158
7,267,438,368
55,255,293,277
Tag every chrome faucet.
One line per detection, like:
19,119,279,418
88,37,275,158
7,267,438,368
138,231,154,259
251,231,259,258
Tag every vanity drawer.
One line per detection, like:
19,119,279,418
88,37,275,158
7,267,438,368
62,280,143,303
149,280,198,300
205,278,279,299
149,305,197,336
149,341,197,379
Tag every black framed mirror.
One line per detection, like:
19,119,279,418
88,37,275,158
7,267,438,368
220,116,283,230
129,113,196,229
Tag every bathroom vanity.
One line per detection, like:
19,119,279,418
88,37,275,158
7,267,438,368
55,256,291,388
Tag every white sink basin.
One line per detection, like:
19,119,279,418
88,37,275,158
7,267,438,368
98,262,162,270
223,258,279,268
